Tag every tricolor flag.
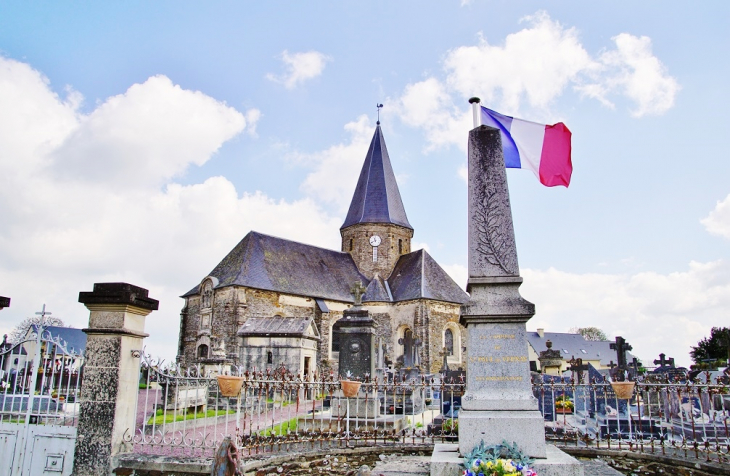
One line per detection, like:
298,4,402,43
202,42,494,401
480,106,572,187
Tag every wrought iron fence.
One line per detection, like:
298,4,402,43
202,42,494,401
0,330,84,426
533,375,730,464
128,357,729,465
129,356,465,457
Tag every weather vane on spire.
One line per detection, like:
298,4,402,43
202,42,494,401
377,103,383,125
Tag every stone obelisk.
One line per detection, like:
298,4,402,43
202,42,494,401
430,104,583,476
457,124,547,457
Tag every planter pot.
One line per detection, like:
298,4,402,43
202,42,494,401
611,381,635,400
216,375,244,397
555,407,573,414
340,380,362,398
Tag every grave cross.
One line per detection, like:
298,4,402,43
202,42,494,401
398,331,415,367
653,353,673,369
350,281,366,306
567,356,589,384
438,346,450,373
610,336,632,370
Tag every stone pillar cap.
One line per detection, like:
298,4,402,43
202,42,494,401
79,282,159,311
0,296,10,309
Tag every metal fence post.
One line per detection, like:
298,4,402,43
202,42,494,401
71,283,158,476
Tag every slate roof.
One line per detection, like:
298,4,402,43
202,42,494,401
183,232,468,306
341,125,412,230
30,325,87,353
237,317,318,339
527,331,635,367
363,274,393,302
183,231,368,301
388,250,469,304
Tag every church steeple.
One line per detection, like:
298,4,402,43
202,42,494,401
341,124,414,279
341,125,412,231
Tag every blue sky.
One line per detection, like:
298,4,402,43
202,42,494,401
0,2,728,367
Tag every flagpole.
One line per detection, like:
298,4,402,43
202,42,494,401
468,97,481,129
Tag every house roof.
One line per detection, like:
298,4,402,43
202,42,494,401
237,317,319,339
388,249,469,304
183,231,368,301
527,331,635,367
341,125,412,230
363,274,393,302
30,325,86,354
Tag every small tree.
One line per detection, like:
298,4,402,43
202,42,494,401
690,327,730,365
570,326,608,341
8,316,65,344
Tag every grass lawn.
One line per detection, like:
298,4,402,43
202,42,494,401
147,408,237,425
258,417,299,436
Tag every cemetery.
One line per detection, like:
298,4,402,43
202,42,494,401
1,107,729,476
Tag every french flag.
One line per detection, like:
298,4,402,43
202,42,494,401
480,106,572,187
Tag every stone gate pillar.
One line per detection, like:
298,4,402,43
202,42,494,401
72,283,158,476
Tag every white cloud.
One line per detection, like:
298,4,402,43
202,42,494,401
581,33,680,117
0,56,337,359
521,260,730,367
393,11,679,150
701,194,730,239
297,115,374,210
443,263,468,290
51,75,248,189
266,50,331,90
445,12,596,113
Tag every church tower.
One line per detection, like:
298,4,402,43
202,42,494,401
341,124,414,280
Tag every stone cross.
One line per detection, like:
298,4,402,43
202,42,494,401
567,356,588,384
653,353,674,369
439,346,450,373
398,331,415,368
350,281,366,306
413,338,422,368
610,336,632,375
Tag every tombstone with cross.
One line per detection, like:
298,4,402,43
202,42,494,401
609,336,633,381
567,356,589,384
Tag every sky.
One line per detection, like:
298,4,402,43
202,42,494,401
0,1,728,368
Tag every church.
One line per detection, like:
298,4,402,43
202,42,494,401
176,123,469,376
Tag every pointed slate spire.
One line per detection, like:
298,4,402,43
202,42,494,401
341,125,412,230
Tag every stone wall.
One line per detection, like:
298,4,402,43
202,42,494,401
340,223,413,280
179,286,465,375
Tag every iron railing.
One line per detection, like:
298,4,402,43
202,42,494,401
0,331,84,426
128,358,729,465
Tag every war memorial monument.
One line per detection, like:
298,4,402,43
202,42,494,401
430,108,584,475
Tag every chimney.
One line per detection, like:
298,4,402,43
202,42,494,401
537,328,544,338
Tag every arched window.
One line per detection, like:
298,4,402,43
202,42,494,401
445,329,454,356
197,344,209,359
349,239,353,251
398,239,403,254
267,351,273,364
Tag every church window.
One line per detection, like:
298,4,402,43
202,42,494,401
444,329,454,356
267,351,273,364
197,344,209,359
349,239,353,251
372,246,378,262
398,239,403,254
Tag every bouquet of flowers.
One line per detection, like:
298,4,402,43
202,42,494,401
463,458,536,476
462,440,537,476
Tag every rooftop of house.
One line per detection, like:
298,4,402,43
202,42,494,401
527,331,635,367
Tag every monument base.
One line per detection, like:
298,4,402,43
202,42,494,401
430,443,584,476
458,409,547,458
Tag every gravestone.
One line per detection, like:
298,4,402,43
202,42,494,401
333,307,375,380
430,122,582,475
